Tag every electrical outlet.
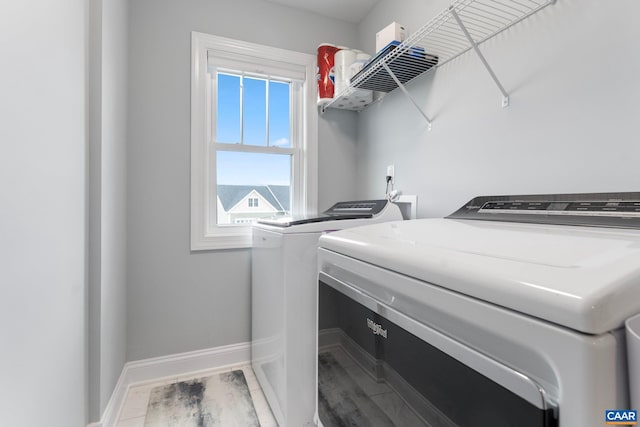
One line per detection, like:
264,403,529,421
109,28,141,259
386,164,395,184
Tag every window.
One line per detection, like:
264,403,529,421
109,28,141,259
214,71,290,226
191,32,317,250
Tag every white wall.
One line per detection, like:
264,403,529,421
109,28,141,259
355,0,640,216
88,0,129,421
127,0,359,360
0,1,88,426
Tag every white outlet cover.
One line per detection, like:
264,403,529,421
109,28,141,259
386,164,395,181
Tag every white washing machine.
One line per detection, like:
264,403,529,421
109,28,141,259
251,200,403,427
317,192,640,427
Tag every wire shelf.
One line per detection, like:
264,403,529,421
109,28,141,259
321,0,554,113
353,45,439,93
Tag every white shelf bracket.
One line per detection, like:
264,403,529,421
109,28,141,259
450,8,510,108
381,62,433,130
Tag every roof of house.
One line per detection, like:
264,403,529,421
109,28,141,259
268,185,290,211
217,184,290,212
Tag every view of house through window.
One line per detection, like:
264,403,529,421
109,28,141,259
215,151,291,225
213,70,294,225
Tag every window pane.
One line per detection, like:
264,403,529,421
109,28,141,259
269,81,291,147
216,151,291,225
243,77,267,146
216,73,241,143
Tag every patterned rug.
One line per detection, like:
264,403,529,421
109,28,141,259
144,370,260,427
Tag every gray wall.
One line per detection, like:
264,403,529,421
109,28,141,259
0,1,88,426
355,0,640,216
318,109,359,211
99,0,129,415
127,0,359,360
88,0,129,421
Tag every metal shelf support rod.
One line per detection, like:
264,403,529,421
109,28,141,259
450,7,510,107
381,62,433,130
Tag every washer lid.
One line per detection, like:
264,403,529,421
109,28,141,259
257,213,371,228
254,200,404,234
319,218,640,334
256,199,390,227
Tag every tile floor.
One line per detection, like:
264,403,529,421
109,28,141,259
116,364,278,427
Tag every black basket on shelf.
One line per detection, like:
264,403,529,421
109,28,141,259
352,42,438,93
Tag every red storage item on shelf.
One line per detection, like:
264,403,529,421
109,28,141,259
317,43,340,106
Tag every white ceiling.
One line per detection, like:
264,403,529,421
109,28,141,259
263,0,381,24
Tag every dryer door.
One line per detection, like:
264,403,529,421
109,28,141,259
317,273,558,427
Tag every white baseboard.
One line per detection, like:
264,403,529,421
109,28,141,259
95,363,129,427
89,341,251,427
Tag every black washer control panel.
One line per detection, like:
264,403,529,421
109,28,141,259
323,199,389,216
257,200,389,227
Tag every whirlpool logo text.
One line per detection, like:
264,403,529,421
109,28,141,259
366,318,388,338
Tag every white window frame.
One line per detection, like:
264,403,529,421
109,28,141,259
191,32,318,250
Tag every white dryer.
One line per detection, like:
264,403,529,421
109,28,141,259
251,200,403,427
317,192,640,427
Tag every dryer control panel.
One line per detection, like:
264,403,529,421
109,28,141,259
449,192,640,229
